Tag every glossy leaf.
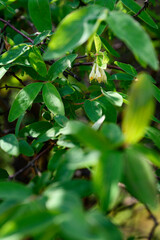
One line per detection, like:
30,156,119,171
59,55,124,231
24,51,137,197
0,65,10,79
121,0,158,29
114,61,137,76
122,73,154,144
124,147,157,208
43,5,108,59
19,121,53,138
8,82,43,122
29,46,47,77
101,89,123,107
42,83,65,115
107,11,158,70
84,100,103,122
0,44,29,66
0,134,19,156
48,54,77,81
34,30,51,45
28,0,52,32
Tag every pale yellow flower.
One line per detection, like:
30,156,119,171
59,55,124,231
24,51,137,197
89,63,107,83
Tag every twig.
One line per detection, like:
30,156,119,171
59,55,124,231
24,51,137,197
0,84,22,90
133,0,149,17
11,72,26,86
76,55,87,59
9,144,53,180
73,93,103,105
0,18,34,43
73,62,123,71
65,69,81,82
145,205,159,240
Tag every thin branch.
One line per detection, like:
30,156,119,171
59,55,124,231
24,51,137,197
73,93,103,105
133,0,149,17
73,62,123,71
11,72,26,86
0,18,34,43
65,69,81,82
0,84,22,90
145,205,159,240
76,55,87,59
9,144,53,180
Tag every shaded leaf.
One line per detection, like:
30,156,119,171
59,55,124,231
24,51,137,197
28,0,52,32
8,82,43,122
107,11,158,70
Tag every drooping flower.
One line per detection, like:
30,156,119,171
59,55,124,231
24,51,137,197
89,63,107,83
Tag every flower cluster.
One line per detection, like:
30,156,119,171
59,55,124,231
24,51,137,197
89,63,107,83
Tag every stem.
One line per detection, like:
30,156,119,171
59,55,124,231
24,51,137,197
9,144,53,180
0,85,22,90
0,18,34,43
73,93,103,105
133,0,149,17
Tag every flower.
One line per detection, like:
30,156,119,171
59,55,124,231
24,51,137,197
89,63,107,83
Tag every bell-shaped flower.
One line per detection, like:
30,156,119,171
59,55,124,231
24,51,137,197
89,63,107,83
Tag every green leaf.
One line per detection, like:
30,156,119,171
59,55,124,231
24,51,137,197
0,168,9,180
101,89,123,107
60,120,112,151
97,96,117,123
0,211,55,239
19,121,53,138
28,0,52,32
124,147,157,208
122,73,154,144
8,82,43,122
54,114,68,127
47,54,77,81
65,147,99,169
107,11,159,70
109,73,134,81
19,140,34,156
93,151,123,211
146,127,160,150
34,30,51,45
101,123,124,147
94,34,101,53
121,0,158,29
114,61,137,76
0,134,19,156
100,37,120,58
43,5,108,59
84,100,103,122
153,84,160,103
29,46,47,77
0,181,32,200
86,211,123,240
0,44,30,66
0,65,10,79
42,83,65,115
95,0,117,10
